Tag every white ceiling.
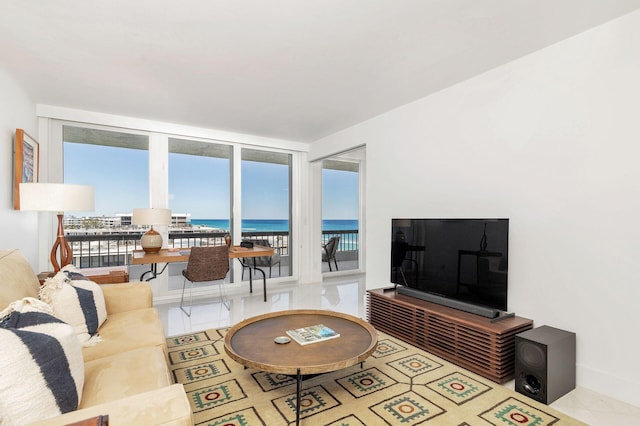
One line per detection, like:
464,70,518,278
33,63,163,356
2,1,640,142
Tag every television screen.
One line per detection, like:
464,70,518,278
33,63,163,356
391,218,509,312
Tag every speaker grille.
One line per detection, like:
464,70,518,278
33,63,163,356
517,341,546,371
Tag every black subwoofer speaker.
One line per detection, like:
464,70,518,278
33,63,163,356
515,325,576,404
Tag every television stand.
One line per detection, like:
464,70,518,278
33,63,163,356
366,288,533,383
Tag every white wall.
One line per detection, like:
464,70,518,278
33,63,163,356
0,67,38,264
312,10,640,408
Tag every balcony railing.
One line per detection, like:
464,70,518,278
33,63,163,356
321,230,359,252
66,229,359,269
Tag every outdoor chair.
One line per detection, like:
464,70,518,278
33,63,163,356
243,239,282,278
180,245,230,316
322,236,341,272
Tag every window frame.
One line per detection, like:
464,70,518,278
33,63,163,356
49,119,303,300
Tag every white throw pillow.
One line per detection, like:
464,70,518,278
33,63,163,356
0,308,84,425
0,296,54,318
40,268,107,346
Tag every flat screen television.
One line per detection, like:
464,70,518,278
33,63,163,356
391,218,509,316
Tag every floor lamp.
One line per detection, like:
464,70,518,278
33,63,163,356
19,183,95,272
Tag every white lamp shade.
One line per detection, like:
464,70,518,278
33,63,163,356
19,183,94,212
132,208,172,226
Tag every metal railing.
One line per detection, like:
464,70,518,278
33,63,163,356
169,231,290,256
67,233,142,268
66,229,358,269
322,229,358,252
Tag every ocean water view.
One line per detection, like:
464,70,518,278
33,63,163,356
190,219,358,232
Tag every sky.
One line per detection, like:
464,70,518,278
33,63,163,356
64,142,358,220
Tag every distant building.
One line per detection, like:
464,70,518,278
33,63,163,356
63,216,87,228
65,213,191,229
117,213,132,226
64,215,121,228
171,213,190,226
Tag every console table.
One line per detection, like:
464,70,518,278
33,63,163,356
38,266,129,285
367,288,533,383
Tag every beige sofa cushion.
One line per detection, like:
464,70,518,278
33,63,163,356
100,282,154,314
0,249,40,310
82,307,166,362
28,384,193,426
80,346,171,409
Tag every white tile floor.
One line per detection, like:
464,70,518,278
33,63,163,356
155,273,639,426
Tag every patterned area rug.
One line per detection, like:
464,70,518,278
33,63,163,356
167,328,586,425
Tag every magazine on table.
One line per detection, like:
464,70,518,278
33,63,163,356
286,324,340,345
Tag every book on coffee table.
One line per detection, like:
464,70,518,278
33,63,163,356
286,324,340,345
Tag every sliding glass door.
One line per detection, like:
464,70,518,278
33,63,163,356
321,150,363,273
167,138,232,290
241,148,292,279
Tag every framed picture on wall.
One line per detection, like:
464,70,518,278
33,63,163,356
13,128,39,210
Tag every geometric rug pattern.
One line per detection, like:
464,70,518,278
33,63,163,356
167,328,587,425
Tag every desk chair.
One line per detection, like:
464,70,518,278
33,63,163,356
251,239,281,278
180,246,230,316
241,239,281,279
322,236,341,272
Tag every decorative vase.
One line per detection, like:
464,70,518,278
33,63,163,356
224,234,232,247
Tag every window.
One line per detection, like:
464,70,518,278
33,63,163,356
58,120,302,300
63,125,149,268
167,138,232,290
241,148,292,278
322,158,360,273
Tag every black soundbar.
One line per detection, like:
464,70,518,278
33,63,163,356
396,286,500,319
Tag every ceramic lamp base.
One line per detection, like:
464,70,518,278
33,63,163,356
141,227,163,253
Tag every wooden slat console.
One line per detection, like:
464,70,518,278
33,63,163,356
367,288,533,383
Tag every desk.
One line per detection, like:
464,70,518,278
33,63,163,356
132,249,189,281
132,245,275,301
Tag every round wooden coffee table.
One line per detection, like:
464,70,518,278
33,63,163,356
224,309,378,424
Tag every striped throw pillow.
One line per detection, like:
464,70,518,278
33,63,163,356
40,269,107,346
0,309,84,424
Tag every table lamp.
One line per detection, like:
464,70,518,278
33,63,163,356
19,182,95,272
132,208,172,253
